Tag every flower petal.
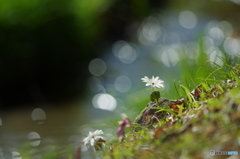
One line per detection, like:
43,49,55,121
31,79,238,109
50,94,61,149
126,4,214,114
94,136,103,141
90,138,95,146
117,126,125,137
83,137,90,145
93,130,104,136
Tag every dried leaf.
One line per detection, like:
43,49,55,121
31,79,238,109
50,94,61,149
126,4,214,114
170,98,184,113
154,128,164,139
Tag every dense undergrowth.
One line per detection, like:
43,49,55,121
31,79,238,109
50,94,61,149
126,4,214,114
103,63,240,159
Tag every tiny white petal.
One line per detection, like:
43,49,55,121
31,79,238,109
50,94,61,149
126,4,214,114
95,136,102,140
147,84,151,87
83,137,89,145
121,113,128,120
93,130,104,135
90,138,95,146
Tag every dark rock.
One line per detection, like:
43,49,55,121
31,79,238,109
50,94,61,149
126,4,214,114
134,97,170,128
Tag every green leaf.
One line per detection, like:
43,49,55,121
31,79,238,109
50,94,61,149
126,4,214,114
180,85,193,103
150,91,160,102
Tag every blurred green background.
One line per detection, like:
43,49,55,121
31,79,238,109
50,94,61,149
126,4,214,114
0,0,168,108
1,0,240,108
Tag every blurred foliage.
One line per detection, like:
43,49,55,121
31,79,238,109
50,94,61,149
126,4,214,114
0,0,167,108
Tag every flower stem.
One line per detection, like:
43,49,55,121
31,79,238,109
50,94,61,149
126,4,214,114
73,143,82,159
88,145,96,159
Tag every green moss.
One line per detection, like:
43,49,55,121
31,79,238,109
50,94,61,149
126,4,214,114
104,64,240,159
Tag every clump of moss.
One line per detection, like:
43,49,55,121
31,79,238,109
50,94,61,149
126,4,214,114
104,65,240,159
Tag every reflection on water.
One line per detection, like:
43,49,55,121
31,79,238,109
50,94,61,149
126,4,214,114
178,10,197,29
114,75,132,93
31,108,46,124
156,44,180,67
88,58,107,76
11,151,21,159
0,102,87,158
138,16,162,45
224,37,240,55
92,93,117,111
0,100,117,158
28,132,41,147
112,41,137,64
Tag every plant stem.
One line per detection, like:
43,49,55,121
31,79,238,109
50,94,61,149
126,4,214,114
88,145,96,159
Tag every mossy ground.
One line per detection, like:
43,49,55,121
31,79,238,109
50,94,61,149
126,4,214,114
103,65,240,159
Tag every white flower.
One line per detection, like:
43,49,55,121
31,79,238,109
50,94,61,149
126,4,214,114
141,76,164,88
83,130,104,146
